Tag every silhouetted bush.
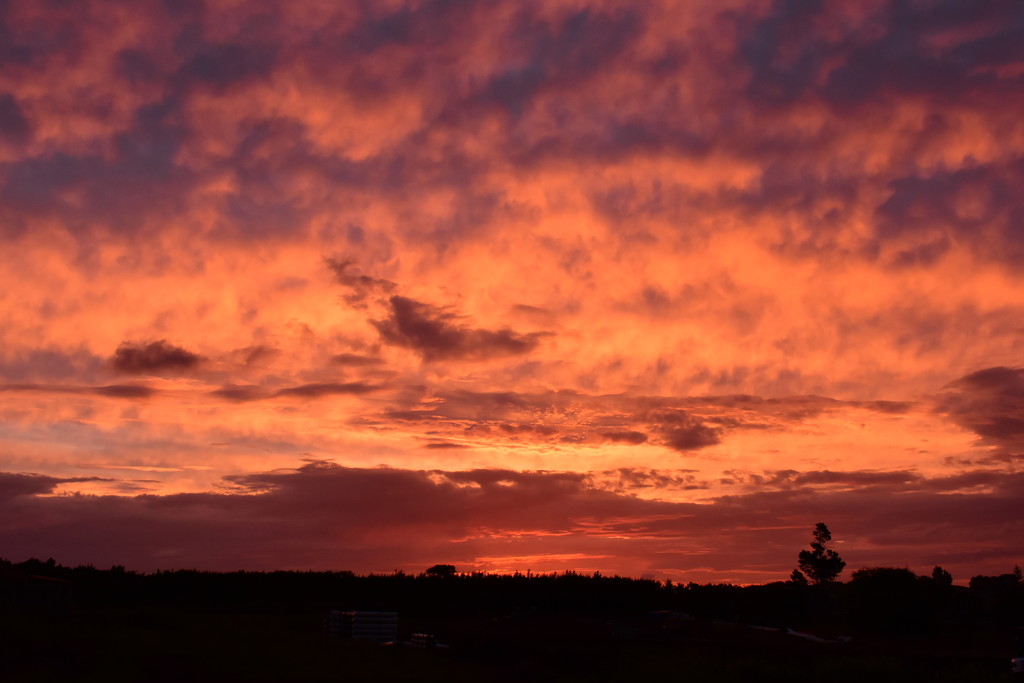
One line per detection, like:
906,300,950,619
846,567,934,634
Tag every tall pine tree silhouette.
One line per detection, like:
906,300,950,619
794,522,845,584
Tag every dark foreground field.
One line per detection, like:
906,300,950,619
2,561,1021,681
2,606,1017,682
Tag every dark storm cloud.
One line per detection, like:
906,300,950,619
325,258,397,306
114,47,165,87
661,424,720,451
110,340,201,375
215,463,676,549
331,353,384,366
210,385,265,402
0,462,649,571
602,467,707,492
765,469,922,489
92,384,157,399
952,366,1024,395
0,382,156,399
0,0,1018,256
599,430,649,445
0,472,108,502
178,41,279,90
738,0,830,107
975,418,1024,442
233,345,279,369
463,6,643,118
0,92,30,144
373,296,544,362
876,157,1024,258
371,389,901,452
0,462,1021,579
340,0,481,54
208,382,381,401
0,1,83,69
702,0,1024,265
739,0,1024,109
0,94,194,238
0,472,63,500
828,1,1024,105
953,22,1024,69
937,366,1024,447
857,400,914,415
211,117,351,240
0,348,104,382
0,1,651,243
917,469,1020,493
0,4,284,241
273,382,379,398
650,410,721,452
728,466,1024,498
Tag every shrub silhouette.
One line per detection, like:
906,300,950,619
847,567,933,634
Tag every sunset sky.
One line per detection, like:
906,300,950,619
1,0,1023,584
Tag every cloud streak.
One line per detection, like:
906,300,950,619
373,296,546,362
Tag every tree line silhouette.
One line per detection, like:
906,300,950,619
4,525,1021,681
3,552,1021,637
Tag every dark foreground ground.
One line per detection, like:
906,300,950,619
2,606,1017,683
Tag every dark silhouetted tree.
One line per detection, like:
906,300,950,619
931,565,952,588
789,568,808,586
797,522,845,584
